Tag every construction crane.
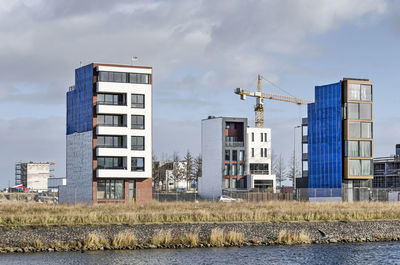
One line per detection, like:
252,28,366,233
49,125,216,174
234,74,313,128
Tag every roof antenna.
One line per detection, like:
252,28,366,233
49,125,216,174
131,56,138,65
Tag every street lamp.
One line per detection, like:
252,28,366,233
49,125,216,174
293,125,301,190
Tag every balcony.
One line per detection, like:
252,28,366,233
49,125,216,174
96,147,129,157
96,105,127,115
225,141,244,147
250,170,270,175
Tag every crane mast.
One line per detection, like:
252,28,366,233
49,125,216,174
235,74,313,128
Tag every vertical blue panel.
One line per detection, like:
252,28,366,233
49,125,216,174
66,64,93,135
308,82,342,197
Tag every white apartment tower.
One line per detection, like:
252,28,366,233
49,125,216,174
59,63,153,204
199,116,276,199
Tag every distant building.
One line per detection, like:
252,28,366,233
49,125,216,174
48,177,66,193
59,63,153,204
298,78,374,201
373,145,400,189
15,162,53,192
199,116,275,199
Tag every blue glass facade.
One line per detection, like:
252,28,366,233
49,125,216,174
66,64,93,135
308,82,342,196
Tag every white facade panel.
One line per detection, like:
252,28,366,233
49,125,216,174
97,105,129,115
96,169,148,179
96,65,152,74
26,163,50,191
59,131,93,204
96,126,130,136
96,147,130,157
199,118,223,200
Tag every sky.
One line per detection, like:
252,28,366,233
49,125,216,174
0,0,400,187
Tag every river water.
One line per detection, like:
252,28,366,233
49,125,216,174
1,242,400,265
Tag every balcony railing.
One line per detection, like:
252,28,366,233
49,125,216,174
225,141,244,147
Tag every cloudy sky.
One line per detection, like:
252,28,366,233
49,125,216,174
0,0,399,187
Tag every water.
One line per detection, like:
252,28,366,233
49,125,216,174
1,242,400,265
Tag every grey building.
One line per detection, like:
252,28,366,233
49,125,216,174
373,144,400,188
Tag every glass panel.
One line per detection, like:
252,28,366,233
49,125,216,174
347,103,359,120
348,141,359,157
115,180,124,199
359,103,371,120
232,164,237,176
360,141,371,157
97,180,106,199
361,85,372,101
361,160,372,176
224,164,229,176
303,161,308,171
105,115,113,126
129,73,138,83
361,122,372,139
348,83,360,100
131,157,145,171
349,122,360,138
239,151,244,161
232,150,237,161
225,150,230,161
349,160,361,176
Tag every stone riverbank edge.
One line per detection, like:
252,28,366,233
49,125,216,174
1,220,400,253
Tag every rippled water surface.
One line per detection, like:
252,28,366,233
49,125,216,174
1,242,400,265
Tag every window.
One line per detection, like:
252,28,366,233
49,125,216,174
264,148,267,157
361,85,372,101
225,150,230,161
359,141,371,157
98,71,150,84
361,122,372,139
131,157,145,171
302,143,308,154
97,157,126,169
303,161,308,171
349,122,361,138
250,163,269,173
359,103,372,120
97,114,126,127
347,103,359,120
224,164,230,176
131,94,145,108
226,124,230,129
239,164,244,176
260,148,263,157
361,160,372,175
239,151,245,161
251,132,254,142
131,136,144,150
98,136,126,148
348,83,360,100
232,164,237,176
264,133,267,141
98,93,126,105
346,141,359,157
97,180,125,200
232,150,237,161
261,133,263,142
349,159,361,176
131,115,145,129
251,148,254,157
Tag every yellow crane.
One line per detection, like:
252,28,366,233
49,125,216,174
234,74,314,128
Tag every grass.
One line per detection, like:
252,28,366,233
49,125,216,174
151,230,172,245
0,201,400,227
210,228,246,246
277,230,311,244
112,231,137,248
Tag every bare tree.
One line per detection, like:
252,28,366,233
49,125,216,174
193,154,202,191
287,150,301,188
171,152,185,190
274,154,287,188
152,154,160,189
184,150,194,190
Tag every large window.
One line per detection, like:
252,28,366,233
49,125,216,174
345,140,371,157
98,93,126,105
232,150,237,161
239,151,245,161
239,164,244,176
98,136,127,148
97,179,125,200
225,150,230,161
348,83,372,101
224,164,230,176
349,159,373,176
97,157,126,169
97,114,126,127
250,163,269,174
131,136,144,150
131,94,145,108
131,157,145,171
232,164,237,176
98,71,150,84
131,115,145,129
359,103,372,120
346,103,372,120
348,122,372,139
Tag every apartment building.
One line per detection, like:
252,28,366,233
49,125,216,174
59,63,152,204
373,144,400,189
15,162,52,192
299,78,373,201
199,116,275,199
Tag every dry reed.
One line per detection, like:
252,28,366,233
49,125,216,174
151,230,172,245
112,231,137,248
0,201,399,227
277,230,310,244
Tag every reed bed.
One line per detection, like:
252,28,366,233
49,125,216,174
0,201,399,227
277,230,310,244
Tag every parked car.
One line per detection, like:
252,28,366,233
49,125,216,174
218,195,243,202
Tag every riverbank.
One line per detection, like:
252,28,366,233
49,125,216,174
1,220,400,253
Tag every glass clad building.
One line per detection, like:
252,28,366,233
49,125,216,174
305,78,373,201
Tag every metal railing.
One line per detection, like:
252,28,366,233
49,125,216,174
225,141,244,147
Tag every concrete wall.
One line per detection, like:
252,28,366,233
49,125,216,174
199,118,223,199
59,131,93,204
24,163,50,191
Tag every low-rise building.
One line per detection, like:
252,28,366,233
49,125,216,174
15,162,53,192
373,144,400,189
